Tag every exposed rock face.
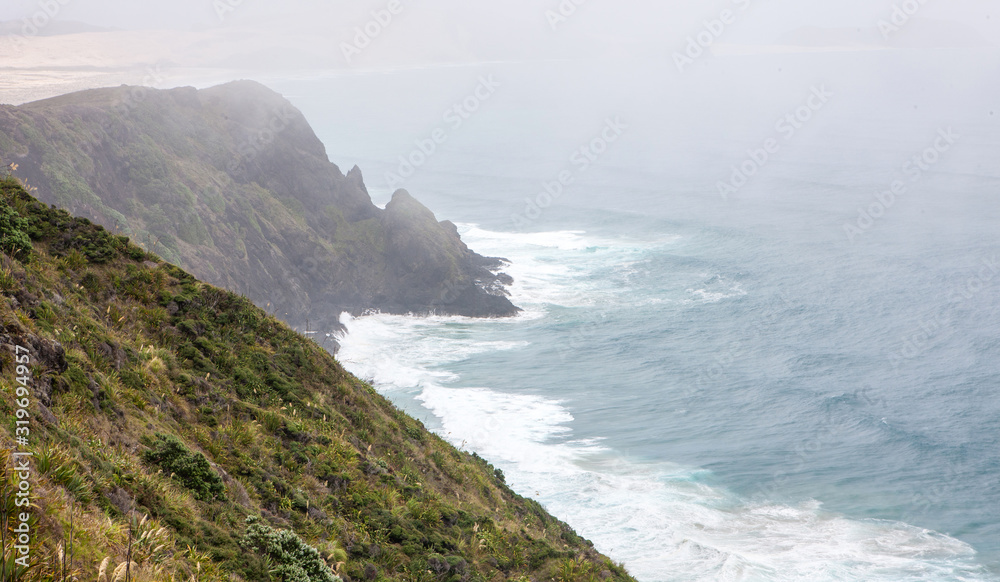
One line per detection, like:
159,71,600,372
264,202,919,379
0,330,65,422
0,80,518,331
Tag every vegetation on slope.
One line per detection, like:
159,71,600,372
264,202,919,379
0,81,517,331
0,175,633,582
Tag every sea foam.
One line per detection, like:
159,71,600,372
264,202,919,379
335,225,998,582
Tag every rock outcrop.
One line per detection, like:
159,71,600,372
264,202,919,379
0,80,518,332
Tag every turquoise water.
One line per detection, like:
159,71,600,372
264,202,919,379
266,52,1000,581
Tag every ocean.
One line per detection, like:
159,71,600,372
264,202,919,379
261,50,1000,581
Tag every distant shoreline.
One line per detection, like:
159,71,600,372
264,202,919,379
0,66,241,106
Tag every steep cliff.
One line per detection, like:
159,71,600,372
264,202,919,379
0,81,518,332
0,176,632,582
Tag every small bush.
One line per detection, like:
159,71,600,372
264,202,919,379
240,516,340,582
64,249,87,269
261,411,283,434
0,265,15,293
0,200,32,259
128,245,148,261
142,433,225,501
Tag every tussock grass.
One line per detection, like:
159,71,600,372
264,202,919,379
0,177,636,582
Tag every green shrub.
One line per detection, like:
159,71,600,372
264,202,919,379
0,200,32,259
142,433,225,501
261,411,283,434
239,516,340,582
233,366,264,397
64,249,87,269
128,245,147,261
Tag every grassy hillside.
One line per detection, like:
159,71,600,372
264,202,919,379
0,174,634,582
0,81,517,332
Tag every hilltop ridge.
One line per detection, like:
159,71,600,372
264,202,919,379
0,80,518,333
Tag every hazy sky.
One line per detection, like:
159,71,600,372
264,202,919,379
1,0,996,52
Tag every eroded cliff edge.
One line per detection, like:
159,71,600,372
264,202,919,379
0,80,518,331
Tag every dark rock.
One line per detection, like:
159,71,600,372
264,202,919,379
36,402,58,426
322,474,349,492
105,487,132,515
13,289,37,310
428,556,450,576
35,376,54,407
89,379,102,412
306,505,327,521
96,341,126,370
0,81,519,328
28,335,67,373
0,334,66,407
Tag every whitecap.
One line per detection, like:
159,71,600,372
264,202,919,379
333,227,998,582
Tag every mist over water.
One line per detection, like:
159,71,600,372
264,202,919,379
308,50,999,581
3,0,998,579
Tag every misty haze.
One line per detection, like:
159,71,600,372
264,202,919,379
0,2,998,582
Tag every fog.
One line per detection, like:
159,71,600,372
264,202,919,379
3,3,1000,579
4,0,994,233
1,1,996,225
1,0,997,68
